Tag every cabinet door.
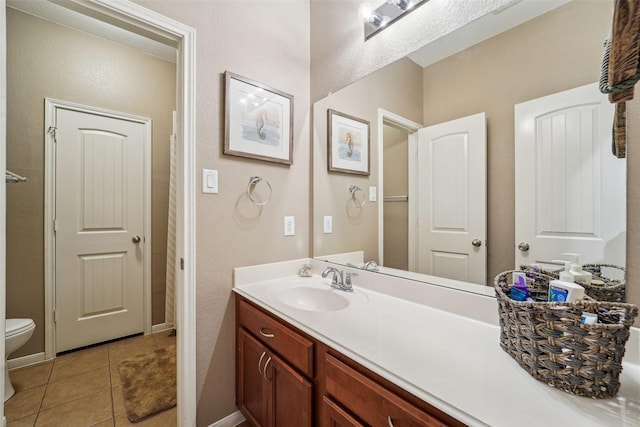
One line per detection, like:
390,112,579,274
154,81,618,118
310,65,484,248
237,329,270,426
322,396,365,427
267,350,313,427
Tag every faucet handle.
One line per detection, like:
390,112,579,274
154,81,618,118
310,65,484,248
331,274,340,286
344,272,358,286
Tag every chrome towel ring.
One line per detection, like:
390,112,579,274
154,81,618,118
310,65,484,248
247,176,272,206
349,185,366,208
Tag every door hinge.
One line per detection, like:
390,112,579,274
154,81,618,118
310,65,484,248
47,126,58,142
180,258,184,270
53,218,57,233
53,309,58,323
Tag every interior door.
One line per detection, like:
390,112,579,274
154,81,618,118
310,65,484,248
414,113,487,284
55,106,147,352
514,83,624,268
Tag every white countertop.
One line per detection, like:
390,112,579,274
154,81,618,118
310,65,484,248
233,259,640,427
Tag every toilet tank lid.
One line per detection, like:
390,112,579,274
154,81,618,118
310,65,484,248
6,318,35,336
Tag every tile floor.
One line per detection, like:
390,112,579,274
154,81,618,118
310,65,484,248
5,331,177,427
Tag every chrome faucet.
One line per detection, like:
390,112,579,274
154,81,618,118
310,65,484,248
363,260,379,271
321,267,356,292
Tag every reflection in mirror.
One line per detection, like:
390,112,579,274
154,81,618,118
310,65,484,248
382,121,410,271
313,1,624,293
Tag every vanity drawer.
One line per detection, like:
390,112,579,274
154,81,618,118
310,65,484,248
325,353,447,427
238,297,313,377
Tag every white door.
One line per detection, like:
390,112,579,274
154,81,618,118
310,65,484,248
413,113,487,284
55,107,148,353
514,83,625,268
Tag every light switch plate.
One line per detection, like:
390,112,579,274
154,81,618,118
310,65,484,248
323,216,333,233
284,216,295,236
369,186,377,202
202,169,218,194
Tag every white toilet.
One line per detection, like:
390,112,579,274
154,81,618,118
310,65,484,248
5,318,35,401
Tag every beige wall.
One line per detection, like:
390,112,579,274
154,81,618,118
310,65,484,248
6,8,175,357
313,58,422,261
422,1,612,284
132,1,311,424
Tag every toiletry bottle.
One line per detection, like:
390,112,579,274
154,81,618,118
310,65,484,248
552,260,574,283
548,279,585,302
510,273,531,301
563,253,592,286
549,259,584,302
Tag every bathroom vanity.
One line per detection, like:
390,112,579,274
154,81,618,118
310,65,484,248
233,259,640,426
236,295,460,426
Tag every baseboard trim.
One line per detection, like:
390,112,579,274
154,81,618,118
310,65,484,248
7,352,46,370
151,322,175,333
209,410,246,427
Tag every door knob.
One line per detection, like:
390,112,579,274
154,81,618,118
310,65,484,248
472,239,482,247
518,242,530,252
132,235,141,243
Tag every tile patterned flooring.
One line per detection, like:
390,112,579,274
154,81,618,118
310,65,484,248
5,331,177,427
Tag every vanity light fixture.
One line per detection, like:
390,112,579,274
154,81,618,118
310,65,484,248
358,3,384,27
360,0,428,41
388,0,411,11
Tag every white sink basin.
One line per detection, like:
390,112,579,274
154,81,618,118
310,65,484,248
276,287,350,312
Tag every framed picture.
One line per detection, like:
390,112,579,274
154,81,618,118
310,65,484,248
224,71,294,165
327,109,370,175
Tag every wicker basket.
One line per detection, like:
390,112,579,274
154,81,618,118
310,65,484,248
494,270,638,398
583,264,626,302
520,264,626,302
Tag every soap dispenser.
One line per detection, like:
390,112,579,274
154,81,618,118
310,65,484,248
563,253,592,286
549,259,585,302
552,260,574,283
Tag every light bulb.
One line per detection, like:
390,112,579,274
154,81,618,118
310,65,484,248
388,0,411,10
358,2,383,26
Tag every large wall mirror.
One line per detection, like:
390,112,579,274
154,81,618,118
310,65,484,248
312,0,625,294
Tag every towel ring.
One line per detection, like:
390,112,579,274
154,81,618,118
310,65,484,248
247,176,272,206
349,185,366,208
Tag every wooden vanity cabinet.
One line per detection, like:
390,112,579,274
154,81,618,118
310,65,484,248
236,297,313,427
236,295,464,427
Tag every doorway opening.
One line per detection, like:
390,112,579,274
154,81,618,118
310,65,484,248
1,1,196,424
376,109,421,268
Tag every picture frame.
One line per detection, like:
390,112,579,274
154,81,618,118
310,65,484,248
327,109,370,175
224,71,294,165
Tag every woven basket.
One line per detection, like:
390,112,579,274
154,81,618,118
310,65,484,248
494,270,638,398
583,264,626,302
519,264,626,302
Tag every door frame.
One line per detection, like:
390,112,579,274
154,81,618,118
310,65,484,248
376,109,422,267
44,98,152,356
0,1,6,423
1,1,197,425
